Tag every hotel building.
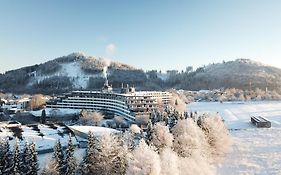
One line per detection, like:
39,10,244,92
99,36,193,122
46,82,171,121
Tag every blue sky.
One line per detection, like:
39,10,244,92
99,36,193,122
1,0,281,73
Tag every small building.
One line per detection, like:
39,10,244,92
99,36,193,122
2,98,30,112
251,116,271,128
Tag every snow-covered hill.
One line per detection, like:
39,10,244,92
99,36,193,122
0,52,144,93
179,58,281,91
1,55,281,94
29,52,137,89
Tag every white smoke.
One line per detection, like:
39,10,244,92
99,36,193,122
105,43,117,58
101,58,111,79
103,43,115,80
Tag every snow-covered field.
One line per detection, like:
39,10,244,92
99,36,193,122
187,101,281,175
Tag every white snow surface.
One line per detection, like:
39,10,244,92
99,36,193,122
187,101,281,175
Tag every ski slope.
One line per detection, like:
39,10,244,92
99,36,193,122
187,101,281,175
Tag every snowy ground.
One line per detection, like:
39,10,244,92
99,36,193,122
0,123,78,153
187,101,281,175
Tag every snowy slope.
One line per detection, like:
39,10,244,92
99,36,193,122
23,52,137,91
0,123,78,152
29,61,104,89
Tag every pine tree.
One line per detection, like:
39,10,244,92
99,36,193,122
81,131,96,175
53,140,66,175
65,135,77,175
122,130,135,151
41,109,46,124
146,120,154,145
21,141,31,174
13,139,21,175
1,139,13,175
0,139,5,174
29,141,38,175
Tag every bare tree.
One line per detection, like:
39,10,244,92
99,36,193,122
135,115,149,127
30,94,46,110
113,116,125,128
79,110,104,126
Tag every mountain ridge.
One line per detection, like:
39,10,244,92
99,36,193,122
1,54,281,94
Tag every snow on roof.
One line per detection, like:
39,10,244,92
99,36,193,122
68,126,119,135
31,108,81,117
18,98,30,103
123,91,170,97
198,90,211,93
0,99,7,103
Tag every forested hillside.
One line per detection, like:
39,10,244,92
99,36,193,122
1,54,281,94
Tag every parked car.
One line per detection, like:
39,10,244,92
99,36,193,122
6,121,22,128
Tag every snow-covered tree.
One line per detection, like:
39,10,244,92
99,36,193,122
0,139,5,174
151,123,173,152
42,159,60,175
29,141,38,175
129,124,141,134
93,133,128,175
65,136,77,175
126,139,161,175
179,156,216,175
113,116,126,128
79,110,104,126
123,131,135,151
135,115,150,126
200,114,232,160
172,119,210,159
0,139,13,174
21,141,31,174
168,91,186,113
160,148,179,175
81,131,97,175
123,124,142,150
146,120,153,145
52,140,66,174
13,139,21,175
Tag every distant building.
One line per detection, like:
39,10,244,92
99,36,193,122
1,98,30,114
166,70,178,77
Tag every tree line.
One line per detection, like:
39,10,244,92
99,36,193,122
0,107,231,175
0,139,38,175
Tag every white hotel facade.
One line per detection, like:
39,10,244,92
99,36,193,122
46,83,171,121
